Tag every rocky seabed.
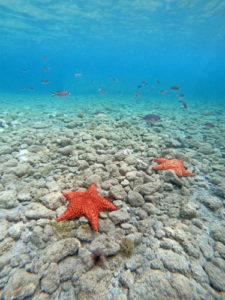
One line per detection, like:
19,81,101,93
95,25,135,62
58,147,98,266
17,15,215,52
0,100,225,299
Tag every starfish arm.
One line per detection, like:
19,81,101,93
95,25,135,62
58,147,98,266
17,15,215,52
154,158,167,163
62,191,83,203
98,196,117,211
174,168,183,177
56,209,75,221
183,170,195,176
152,164,164,170
56,203,83,221
84,207,99,231
86,183,98,196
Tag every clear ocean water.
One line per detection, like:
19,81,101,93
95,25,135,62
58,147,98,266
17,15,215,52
0,1,225,299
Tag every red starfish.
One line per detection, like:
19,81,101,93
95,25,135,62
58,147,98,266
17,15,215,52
56,183,117,231
152,158,195,177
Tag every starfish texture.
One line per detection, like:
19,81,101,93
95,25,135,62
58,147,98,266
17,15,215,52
56,183,117,231
152,158,195,177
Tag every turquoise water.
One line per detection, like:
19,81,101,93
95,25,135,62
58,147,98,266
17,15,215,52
0,1,225,299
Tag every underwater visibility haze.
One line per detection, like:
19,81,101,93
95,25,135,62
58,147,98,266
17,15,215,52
0,1,225,299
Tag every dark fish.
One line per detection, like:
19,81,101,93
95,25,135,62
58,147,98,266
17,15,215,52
44,66,50,71
137,85,143,89
170,86,180,91
29,87,34,90
41,80,50,84
156,80,160,84
179,101,188,109
142,80,148,85
74,73,82,78
43,56,48,60
135,93,140,98
204,122,215,128
51,91,70,97
98,88,107,94
94,111,102,115
109,75,119,82
141,114,161,123
178,93,184,98
22,68,27,72
160,90,167,94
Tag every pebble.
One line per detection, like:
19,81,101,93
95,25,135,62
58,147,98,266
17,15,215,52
109,207,130,225
163,170,183,186
40,262,60,294
180,203,198,219
0,219,8,241
109,184,127,200
211,224,225,245
24,202,56,219
40,191,62,210
204,261,225,292
13,162,33,177
58,145,74,155
129,269,177,298
119,269,134,288
89,234,120,256
127,191,145,207
17,190,31,202
158,249,190,275
137,181,162,195
1,269,38,299
0,190,18,208
199,195,222,211
8,221,24,240
43,238,80,263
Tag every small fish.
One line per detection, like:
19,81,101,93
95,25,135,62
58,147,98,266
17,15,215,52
29,87,34,90
43,56,48,60
113,77,119,82
98,88,107,94
135,93,140,98
160,90,167,94
74,73,82,78
202,111,211,116
22,68,27,72
178,93,184,98
170,86,180,91
142,80,148,86
100,90,107,95
156,80,160,84
41,80,50,84
141,114,161,123
51,91,70,97
44,66,50,71
179,100,188,109
137,85,143,89
204,122,215,128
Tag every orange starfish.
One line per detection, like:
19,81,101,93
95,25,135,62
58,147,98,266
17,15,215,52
56,183,117,231
152,158,195,177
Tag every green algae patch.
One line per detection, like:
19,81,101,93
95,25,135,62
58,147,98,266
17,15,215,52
120,237,134,257
51,220,76,238
79,224,92,234
40,164,53,176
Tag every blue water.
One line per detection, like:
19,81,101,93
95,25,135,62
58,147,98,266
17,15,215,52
0,0,225,104
1,2,225,299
